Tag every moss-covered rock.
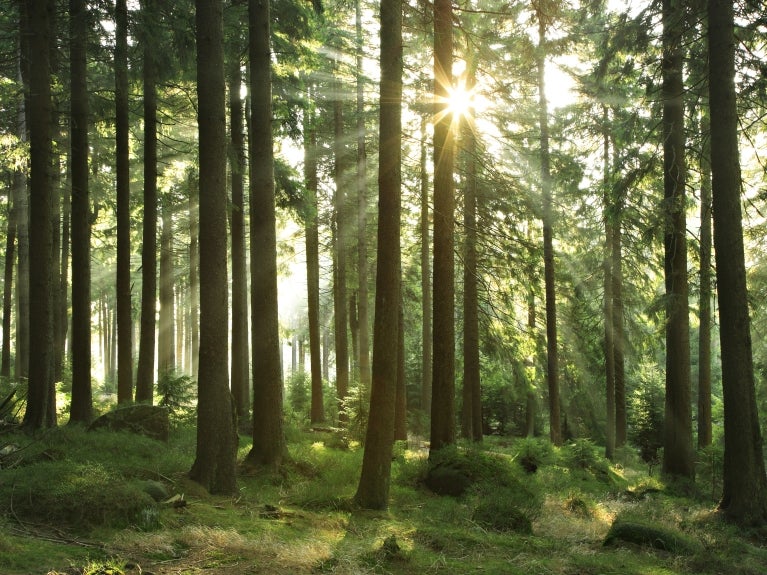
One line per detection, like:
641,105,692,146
88,404,170,442
603,519,700,554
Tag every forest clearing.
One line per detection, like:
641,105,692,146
1,419,766,575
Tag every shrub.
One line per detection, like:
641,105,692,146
512,436,555,473
472,488,534,534
157,371,195,418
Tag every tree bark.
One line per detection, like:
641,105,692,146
354,0,402,507
228,53,249,426
158,196,175,378
419,117,432,415
332,63,350,424
603,107,615,460
69,0,92,424
136,0,159,404
246,0,286,469
355,0,370,393
536,12,561,446
189,0,237,496
22,0,55,430
708,0,767,526
1,197,15,378
661,0,694,479
429,0,456,453
115,0,133,404
304,97,324,425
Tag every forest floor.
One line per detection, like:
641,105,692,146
1,421,767,575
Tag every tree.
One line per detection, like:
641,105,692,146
430,0,456,453
603,107,616,460
22,0,55,430
136,0,159,404
461,63,481,442
115,0,133,404
246,0,286,469
419,117,432,415
189,0,237,495
1,196,14,378
661,0,694,479
69,0,92,424
355,0,370,393
332,58,350,425
535,1,561,446
304,91,324,425
354,0,402,509
228,44,249,426
158,195,175,378
708,0,767,526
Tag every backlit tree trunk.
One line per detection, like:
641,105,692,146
158,197,175,378
69,0,92,424
115,0,133,404
708,0,767,526
661,0,694,479
355,0,402,508
429,0,456,453
22,0,55,430
136,0,159,403
189,0,237,495
246,0,286,469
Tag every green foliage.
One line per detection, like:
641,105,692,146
286,370,310,419
156,371,195,424
338,384,369,445
511,436,555,473
629,362,665,463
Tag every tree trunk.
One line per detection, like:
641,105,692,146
22,0,55,430
246,0,286,469
603,107,615,460
189,0,238,496
332,64,350,425
158,197,175,379
429,0,456,453
395,288,407,442
661,0,694,479
1,195,15,378
228,53,249,425
189,186,199,378
354,0,402,507
69,0,92,424
136,0,158,404
14,10,29,383
355,0,370,393
537,13,561,446
304,102,324,425
115,0,133,404
708,0,767,526
419,117,432,415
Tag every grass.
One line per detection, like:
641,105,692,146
0,423,764,575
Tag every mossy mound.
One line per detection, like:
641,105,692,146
604,518,700,554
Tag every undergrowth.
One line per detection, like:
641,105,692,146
0,423,764,575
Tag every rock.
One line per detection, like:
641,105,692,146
88,405,170,442
603,519,699,554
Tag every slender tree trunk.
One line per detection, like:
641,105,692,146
1,197,15,378
661,0,694,479
14,13,29,382
395,288,407,441
136,0,158,403
246,0,286,469
536,13,561,446
354,0,402,507
189,0,237,495
115,0,133,403
332,63,350,424
22,0,55,430
158,197,175,378
708,0,767,526
430,0,456,453
69,0,92,424
304,103,324,425
419,117,432,415
229,54,249,425
461,80,481,442
189,189,199,378
603,107,615,460
525,279,536,437
355,0,370,392
612,194,626,447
